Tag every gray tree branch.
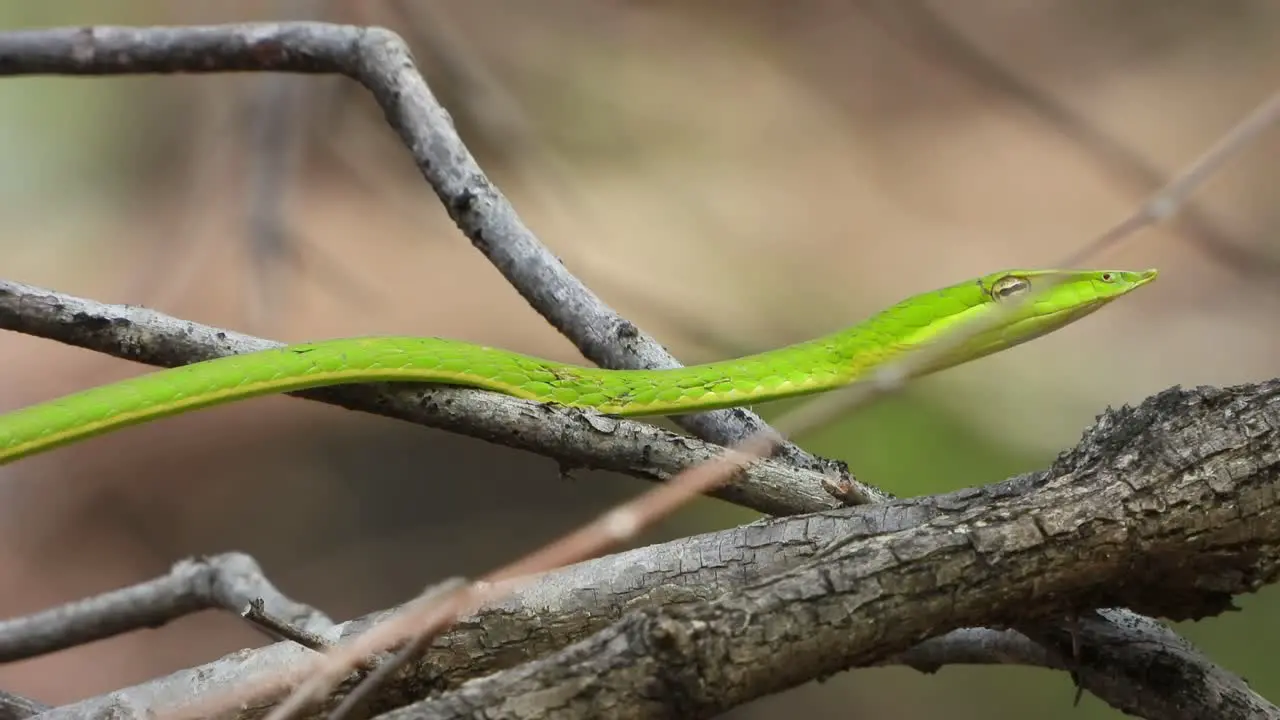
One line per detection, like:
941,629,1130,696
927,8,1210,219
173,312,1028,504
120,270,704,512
385,381,1280,720
0,21,866,497
0,277,840,517
22,383,1279,720
0,553,333,662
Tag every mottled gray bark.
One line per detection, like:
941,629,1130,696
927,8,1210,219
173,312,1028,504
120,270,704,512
31,383,1280,720
386,382,1280,720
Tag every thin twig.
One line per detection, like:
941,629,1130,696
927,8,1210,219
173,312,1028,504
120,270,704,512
1060,87,1280,268
239,0,386,326
243,599,334,652
258,435,780,720
0,553,332,663
242,71,307,331
866,0,1280,276
327,578,468,720
761,80,1280,437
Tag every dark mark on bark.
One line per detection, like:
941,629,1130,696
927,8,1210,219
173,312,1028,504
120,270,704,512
449,187,477,216
70,312,124,333
615,320,639,342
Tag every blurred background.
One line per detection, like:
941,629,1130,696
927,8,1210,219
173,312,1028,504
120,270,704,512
0,1,1278,718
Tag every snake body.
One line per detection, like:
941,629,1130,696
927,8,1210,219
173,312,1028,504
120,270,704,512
0,268,1157,466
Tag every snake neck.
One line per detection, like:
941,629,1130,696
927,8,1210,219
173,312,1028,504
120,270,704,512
579,329,899,417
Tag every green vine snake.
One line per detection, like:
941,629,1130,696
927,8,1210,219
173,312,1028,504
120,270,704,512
0,268,1156,467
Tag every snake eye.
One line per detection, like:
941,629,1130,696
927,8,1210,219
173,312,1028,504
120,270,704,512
990,275,1030,301
1101,272,1115,283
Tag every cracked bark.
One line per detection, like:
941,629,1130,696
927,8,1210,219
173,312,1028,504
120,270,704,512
383,382,1280,720
34,382,1280,720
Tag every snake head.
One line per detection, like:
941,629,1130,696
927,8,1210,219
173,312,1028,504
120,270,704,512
984,267,1154,326
967,268,1158,356
895,268,1158,377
